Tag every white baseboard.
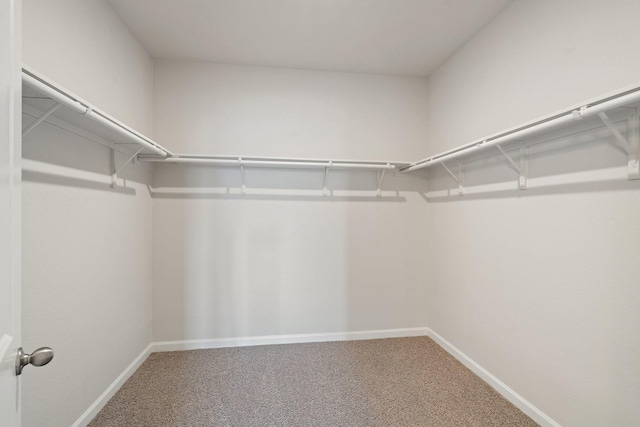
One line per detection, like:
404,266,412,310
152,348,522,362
151,327,430,352
427,328,561,427
71,343,153,427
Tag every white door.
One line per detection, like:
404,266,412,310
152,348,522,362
1,0,21,426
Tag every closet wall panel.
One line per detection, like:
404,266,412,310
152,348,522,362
423,1,640,426
153,60,429,160
22,0,154,134
22,1,155,426
151,61,430,343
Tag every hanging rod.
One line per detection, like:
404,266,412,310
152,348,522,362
401,83,640,173
21,67,171,157
138,155,397,170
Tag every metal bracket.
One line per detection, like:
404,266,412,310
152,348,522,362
239,158,246,194
376,164,389,197
571,106,587,121
441,161,464,195
598,110,639,179
22,102,61,137
496,143,527,189
323,161,332,196
598,111,635,155
111,148,117,188
519,145,528,189
626,110,640,180
111,147,144,188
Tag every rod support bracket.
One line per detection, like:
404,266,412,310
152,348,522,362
571,106,587,121
495,143,528,189
376,165,389,197
627,110,640,180
22,102,61,137
519,144,528,189
598,111,634,156
323,162,332,196
239,159,246,195
111,147,145,188
441,161,464,195
111,148,117,188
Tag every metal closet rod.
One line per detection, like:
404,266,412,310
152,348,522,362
138,155,397,170
21,70,170,157
400,84,640,173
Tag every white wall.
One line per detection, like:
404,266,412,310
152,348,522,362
154,60,428,161
424,0,640,155
423,1,640,426
152,61,429,342
22,0,153,134
0,1,21,425
21,1,155,426
23,2,640,426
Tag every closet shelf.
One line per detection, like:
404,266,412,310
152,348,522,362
401,82,640,183
138,154,403,170
21,66,172,157
24,65,639,194
140,154,407,196
21,67,407,173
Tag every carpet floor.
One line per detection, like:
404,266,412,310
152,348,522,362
89,336,538,426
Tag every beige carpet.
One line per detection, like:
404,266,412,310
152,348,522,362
89,336,538,426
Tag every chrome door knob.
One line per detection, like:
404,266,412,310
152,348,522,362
16,347,54,375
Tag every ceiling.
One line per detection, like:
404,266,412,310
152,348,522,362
107,0,512,77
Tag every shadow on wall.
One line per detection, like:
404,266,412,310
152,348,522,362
150,163,429,202
426,111,640,202
150,163,430,342
21,113,152,194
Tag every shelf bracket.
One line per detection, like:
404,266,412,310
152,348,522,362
376,165,389,197
111,147,144,188
22,102,61,137
598,111,635,155
519,144,528,189
323,162,332,196
239,158,246,195
441,161,464,195
496,143,527,189
111,148,117,188
115,148,144,176
626,109,640,180
495,143,521,174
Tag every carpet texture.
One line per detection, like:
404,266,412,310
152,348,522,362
89,337,538,426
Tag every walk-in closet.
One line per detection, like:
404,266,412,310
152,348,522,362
2,1,639,426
